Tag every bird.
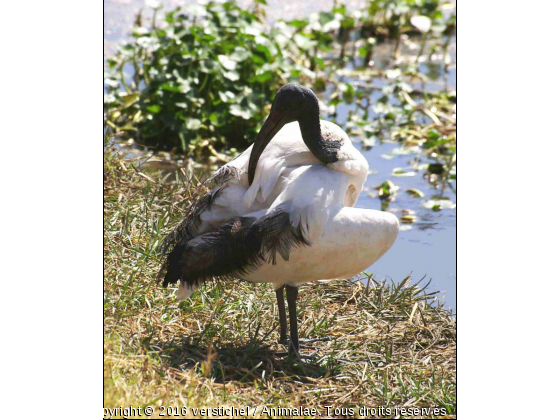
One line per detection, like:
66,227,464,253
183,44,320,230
158,83,399,352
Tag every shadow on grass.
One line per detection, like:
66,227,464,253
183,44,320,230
150,335,340,384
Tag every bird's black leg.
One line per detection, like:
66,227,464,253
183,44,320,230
286,285,299,353
276,286,288,344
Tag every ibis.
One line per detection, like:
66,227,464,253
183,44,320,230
158,83,398,352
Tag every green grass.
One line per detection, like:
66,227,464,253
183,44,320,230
104,149,456,419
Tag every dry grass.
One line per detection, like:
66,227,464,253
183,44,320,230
103,149,456,419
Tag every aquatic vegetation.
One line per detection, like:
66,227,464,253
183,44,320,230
370,83,456,197
104,1,297,154
104,0,456,157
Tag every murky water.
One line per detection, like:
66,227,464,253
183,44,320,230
104,0,456,312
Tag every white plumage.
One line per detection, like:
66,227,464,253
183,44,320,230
176,120,398,298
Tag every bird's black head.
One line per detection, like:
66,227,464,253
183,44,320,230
268,83,319,123
248,84,323,184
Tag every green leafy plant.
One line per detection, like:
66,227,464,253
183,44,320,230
104,0,455,157
104,1,298,154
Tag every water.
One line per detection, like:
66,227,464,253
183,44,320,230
104,0,457,312
357,142,456,311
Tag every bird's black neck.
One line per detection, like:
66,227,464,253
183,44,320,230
298,112,340,164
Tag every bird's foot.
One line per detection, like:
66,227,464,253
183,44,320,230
298,350,319,360
275,350,316,361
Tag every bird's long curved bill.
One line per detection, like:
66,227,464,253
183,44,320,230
248,112,287,185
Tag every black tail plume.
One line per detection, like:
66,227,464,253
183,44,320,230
160,208,310,289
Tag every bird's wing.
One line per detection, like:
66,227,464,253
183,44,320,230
160,164,351,288
159,121,332,252
241,121,369,209
158,165,243,256
266,164,349,243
